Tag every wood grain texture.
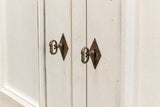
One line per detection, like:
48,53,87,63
138,0,160,106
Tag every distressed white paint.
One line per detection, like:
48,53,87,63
138,0,160,106
0,0,140,107
0,92,23,107
45,0,72,106
4,0,39,105
121,0,139,107
87,0,121,107
37,0,47,107
72,0,87,106
0,87,37,107
0,0,7,89
0,0,40,106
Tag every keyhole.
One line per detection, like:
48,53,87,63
94,50,97,59
62,44,64,54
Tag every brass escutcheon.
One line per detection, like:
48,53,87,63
81,39,101,69
49,34,69,60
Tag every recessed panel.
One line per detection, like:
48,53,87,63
4,0,39,105
0,93,23,107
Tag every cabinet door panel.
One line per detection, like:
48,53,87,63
72,0,87,107
87,0,121,106
4,0,39,105
45,0,72,107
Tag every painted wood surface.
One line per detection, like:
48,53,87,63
72,0,87,107
45,0,72,106
0,92,23,107
138,0,160,106
1,0,39,106
0,0,139,106
120,0,139,107
87,0,121,106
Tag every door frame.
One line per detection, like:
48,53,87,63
121,0,139,107
0,0,139,107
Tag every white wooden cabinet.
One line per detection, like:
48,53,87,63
45,0,121,107
0,0,139,107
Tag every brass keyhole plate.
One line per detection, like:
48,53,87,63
59,34,69,60
90,39,101,69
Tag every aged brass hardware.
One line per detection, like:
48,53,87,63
49,34,69,60
81,39,101,69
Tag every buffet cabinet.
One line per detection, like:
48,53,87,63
0,0,123,107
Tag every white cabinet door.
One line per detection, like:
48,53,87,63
0,0,39,106
87,0,121,106
72,0,87,107
138,0,160,106
45,0,72,107
73,0,121,106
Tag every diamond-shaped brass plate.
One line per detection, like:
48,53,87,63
90,39,101,69
59,34,69,60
